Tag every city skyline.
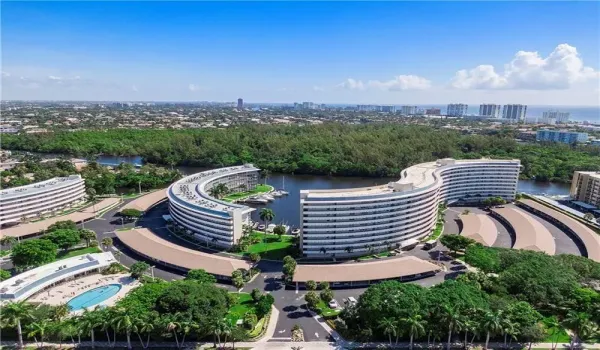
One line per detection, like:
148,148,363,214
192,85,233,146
1,2,599,105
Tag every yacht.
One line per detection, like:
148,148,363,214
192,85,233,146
262,194,275,202
278,176,290,195
271,190,283,197
244,196,268,204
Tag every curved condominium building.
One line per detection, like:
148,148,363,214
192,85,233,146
0,175,86,226
300,158,520,258
167,164,259,248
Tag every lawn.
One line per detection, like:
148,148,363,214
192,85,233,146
222,184,273,202
315,300,342,318
226,292,256,325
357,251,393,261
57,246,102,260
241,232,294,260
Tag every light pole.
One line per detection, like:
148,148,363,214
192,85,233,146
150,265,155,280
138,180,141,195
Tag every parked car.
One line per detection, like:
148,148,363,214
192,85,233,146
328,299,339,309
347,297,357,306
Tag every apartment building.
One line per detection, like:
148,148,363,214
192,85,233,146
536,129,589,144
502,104,527,122
479,104,501,118
0,175,86,225
570,171,600,207
447,104,468,117
167,164,259,248
300,159,521,259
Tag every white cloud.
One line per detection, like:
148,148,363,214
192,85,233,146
188,83,200,92
337,78,365,90
451,43,599,90
132,85,138,92
312,85,325,92
368,75,431,91
2,71,11,77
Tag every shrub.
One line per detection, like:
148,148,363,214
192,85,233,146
251,288,262,302
243,312,258,330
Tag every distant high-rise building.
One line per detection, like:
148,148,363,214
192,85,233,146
381,105,396,113
570,171,600,207
446,104,468,117
542,110,570,124
302,102,316,110
536,129,588,144
425,108,441,115
237,98,244,110
400,106,418,115
479,104,501,118
502,104,527,122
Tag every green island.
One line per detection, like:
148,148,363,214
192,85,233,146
235,232,296,260
222,184,273,202
3,124,600,182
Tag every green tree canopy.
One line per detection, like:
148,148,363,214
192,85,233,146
11,239,58,270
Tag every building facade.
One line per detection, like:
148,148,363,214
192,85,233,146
400,106,418,115
542,110,570,124
237,98,243,110
425,108,441,115
447,104,468,117
300,159,521,259
502,104,527,122
536,129,589,144
0,175,86,226
167,165,259,248
479,104,501,118
570,171,600,207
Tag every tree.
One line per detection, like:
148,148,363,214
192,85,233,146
112,308,135,349
47,220,77,232
79,229,96,247
27,319,51,348
562,311,596,347
1,301,35,348
320,288,334,303
11,239,58,270
209,183,229,199
318,281,330,290
0,269,11,281
305,280,317,291
259,208,275,233
130,261,150,279
135,316,155,349
79,309,100,349
0,236,18,249
121,208,143,222
87,187,97,212
305,291,320,310
282,255,297,279
438,305,464,350
251,288,263,302
520,323,546,350
584,213,595,221
482,310,504,349
462,209,471,215
401,312,427,349
273,225,286,240
378,317,397,345
243,312,258,330
249,253,261,264
101,237,113,250
233,276,245,290
440,234,476,253
47,229,81,251
185,269,217,284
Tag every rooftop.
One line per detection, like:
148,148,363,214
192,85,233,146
114,228,251,276
168,164,259,214
492,207,556,255
0,175,83,200
292,256,441,283
459,213,498,246
121,189,167,212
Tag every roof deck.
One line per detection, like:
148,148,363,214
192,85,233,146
491,207,556,255
459,213,498,246
0,175,83,201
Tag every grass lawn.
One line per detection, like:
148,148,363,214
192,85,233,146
222,184,273,202
357,251,393,261
241,233,294,260
248,316,267,338
226,292,257,325
57,246,102,260
315,300,341,318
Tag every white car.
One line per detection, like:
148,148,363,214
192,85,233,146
328,300,339,309
347,296,357,306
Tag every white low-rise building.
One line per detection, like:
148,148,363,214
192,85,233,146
0,175,86,226
300,158,521,258
167,164,259,248
0,252,115,303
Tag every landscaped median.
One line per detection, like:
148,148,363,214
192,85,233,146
234,232,296,260
222,184,274,202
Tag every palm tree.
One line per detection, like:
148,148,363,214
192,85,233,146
1,300,35,348
27,319,51,349
545,316,560,350
51,304,70,322
135,315,155,349
101,237,113,250
87,188,97,212
164,315,181,348
79,309,100,349
211,319,229,349
79,229,96,247
113,250,123,263
0,236,18,249
378,317,397,345
562,311,595,348
401,312,427,349
259,208,275,233
209,183,230,199
179,319,197,349
438,305,464,350
112,308,134,350
482,310,504,349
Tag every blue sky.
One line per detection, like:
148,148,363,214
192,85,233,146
2,1,599,105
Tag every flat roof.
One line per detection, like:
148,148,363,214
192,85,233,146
292,256,441,283
0,252,114,301
519,199,600,262
459,214,498,246
0,175,83,200
168,165,259,214
121,189,167,212
492,207,556,255
576,171,600,180
0,198,120,239
114,228,251,276
571,201,598,210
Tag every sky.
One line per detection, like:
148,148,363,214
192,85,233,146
1,1,599,105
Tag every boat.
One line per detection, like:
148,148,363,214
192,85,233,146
258,224,266,230
244,196,268,204
262,195,275,202
271,190,283,197
278,176,290,195
291,227,300,235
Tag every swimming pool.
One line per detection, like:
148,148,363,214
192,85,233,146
67,284,122,311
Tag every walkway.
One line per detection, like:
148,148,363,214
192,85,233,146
120,189,167,212
491,207,556,255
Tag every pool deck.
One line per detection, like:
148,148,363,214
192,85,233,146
28,273,139,311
